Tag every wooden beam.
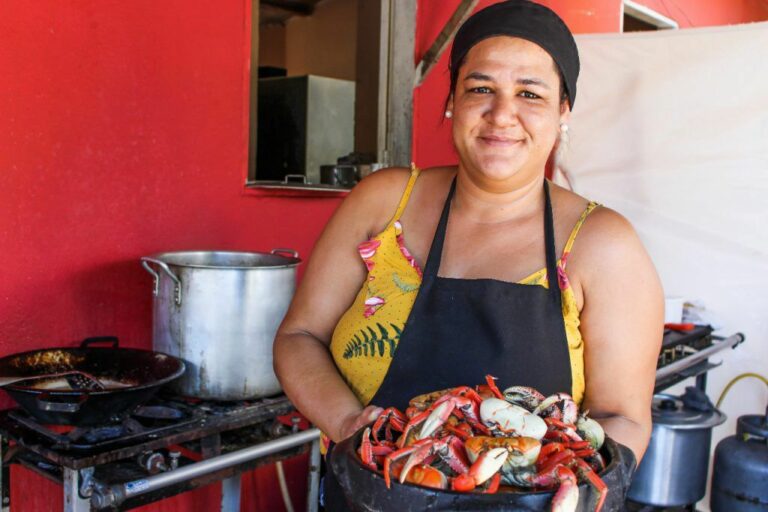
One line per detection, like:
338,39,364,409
385,0,416,166
414,0,478,87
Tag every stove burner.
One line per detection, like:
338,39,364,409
134,405,186,420
6,398,203,451
0,393,307,511
0,394,295,466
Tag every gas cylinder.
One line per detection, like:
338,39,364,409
710,412,768,511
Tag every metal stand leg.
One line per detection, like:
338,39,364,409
63,467,91,512
696,372,708,392
306,438,320,512
220,475,241,512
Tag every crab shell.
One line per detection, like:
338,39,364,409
464,436,542,472
480,398,548,440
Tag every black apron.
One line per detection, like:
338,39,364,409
324,178,573,510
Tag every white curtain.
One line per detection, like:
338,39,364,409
561,22,768,509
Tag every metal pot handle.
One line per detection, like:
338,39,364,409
270,248,299,259
141,257,182,305
36,392,89,413
80,336,119,349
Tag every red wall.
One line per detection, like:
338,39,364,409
0,0,335,510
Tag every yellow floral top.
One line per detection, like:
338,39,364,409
330,166,598,407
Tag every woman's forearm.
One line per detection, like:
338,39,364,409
596,414,652,464
273,331,363,442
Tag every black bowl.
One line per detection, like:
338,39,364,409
330,428,636,512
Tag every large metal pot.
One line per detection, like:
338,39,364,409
141,250,301,400
628,389,726,507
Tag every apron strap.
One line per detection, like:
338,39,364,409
421,177,457,280
543,180,562,304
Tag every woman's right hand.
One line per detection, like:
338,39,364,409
337,405,384,441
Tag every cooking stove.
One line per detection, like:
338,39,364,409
0,328,742,512
0,393,320,511
624,327,744,512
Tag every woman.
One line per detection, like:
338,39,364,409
274,0,663,507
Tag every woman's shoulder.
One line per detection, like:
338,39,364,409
549,182,646,269
339,166,434,238
549,182,633,240
572,203,638,252
348,165,456,211
561,198,650,283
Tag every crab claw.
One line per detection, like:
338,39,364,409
451,447,507,492
534,393,578,424
418,398,455,440
576,413,605,451
403,464,448,490
503,385,546,411
383,442,422,488
400,443,437,484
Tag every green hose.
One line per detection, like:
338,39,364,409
716,372,768,409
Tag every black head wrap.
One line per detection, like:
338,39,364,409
450,0,580,107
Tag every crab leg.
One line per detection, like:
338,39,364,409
537,448,576,473
358,428,377,470
484,375,505,400
371,407,407,444
572,458,607,512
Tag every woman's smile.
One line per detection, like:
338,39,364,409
477,133,524,147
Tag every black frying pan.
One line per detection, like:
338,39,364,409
0,337,185,426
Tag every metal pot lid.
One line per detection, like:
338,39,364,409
652,393,726,430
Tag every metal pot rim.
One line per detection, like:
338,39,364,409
652,393,727,430
146,250,302,270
